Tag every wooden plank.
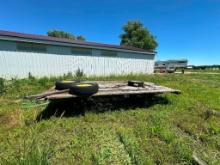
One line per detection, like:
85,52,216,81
192,154,208,165
46,88,180,100
27,81,181,101
25,89,69,99
46,89,179,100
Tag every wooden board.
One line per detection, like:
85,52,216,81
36,81,180,100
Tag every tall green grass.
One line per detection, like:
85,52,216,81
0,78,5,95
0,73,219,164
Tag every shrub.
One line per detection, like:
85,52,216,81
38,77,50,87
0,78,5,95
74,68,85,80
63,72,74,79
11,77,21,92
28,72,35,80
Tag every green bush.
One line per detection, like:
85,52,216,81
28,72,35,80
0,78,5,95
74,68,85,80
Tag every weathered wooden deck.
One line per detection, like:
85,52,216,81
28,81,180,101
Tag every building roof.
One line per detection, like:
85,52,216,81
156,59,188,63
0,30,155,54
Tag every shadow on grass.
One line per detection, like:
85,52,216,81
36,94,170,121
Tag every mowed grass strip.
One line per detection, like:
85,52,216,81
0,73,219,164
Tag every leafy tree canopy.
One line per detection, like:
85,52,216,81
47,30,86,41
120,21,158,51
76,35,86,41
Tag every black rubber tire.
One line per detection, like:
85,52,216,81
69,82,99,96
128,81,144,87
55,80,80,90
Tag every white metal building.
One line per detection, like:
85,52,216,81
0,30,155,79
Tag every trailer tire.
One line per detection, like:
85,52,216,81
55,80,79,90
69,82,99,96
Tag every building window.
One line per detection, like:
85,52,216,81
101,50,117,57
16,42,47,52
71,47,92,55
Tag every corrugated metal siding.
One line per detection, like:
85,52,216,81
0,41,155,79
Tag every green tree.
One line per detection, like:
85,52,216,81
47,30,86,41
76,35,86,41
120,21,158,51
47,30,75,40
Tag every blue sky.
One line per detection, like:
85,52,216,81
0,0,219,65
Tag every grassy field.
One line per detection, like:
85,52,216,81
177,69,220,74
0,73,219,164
